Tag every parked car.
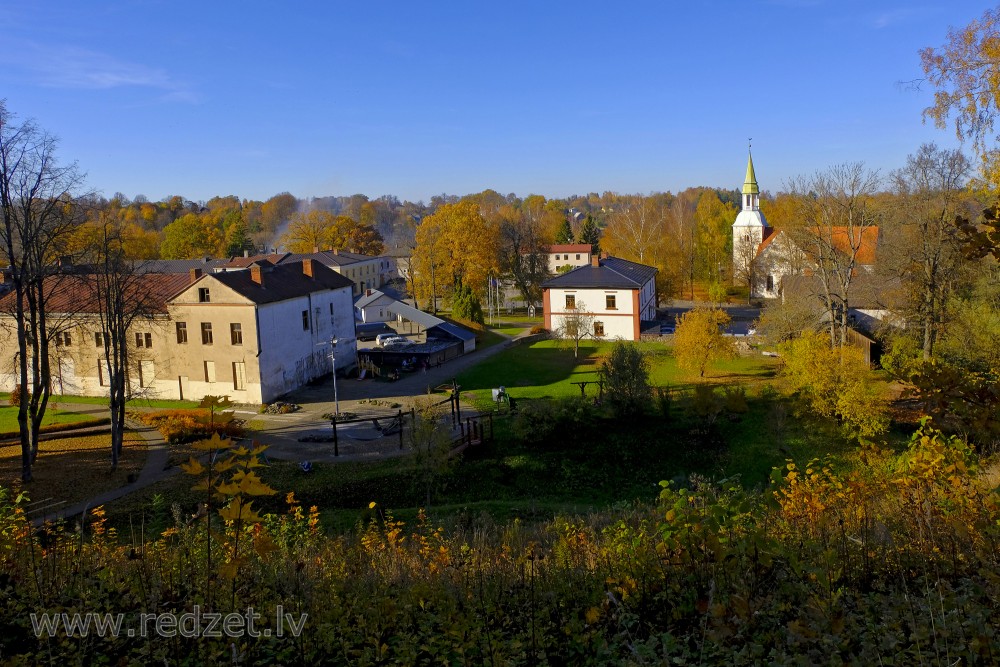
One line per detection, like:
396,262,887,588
660,325,675,335
376,334,412,348
357,322,394,342
375,333,398,347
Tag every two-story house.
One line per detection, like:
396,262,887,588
542,255,657,341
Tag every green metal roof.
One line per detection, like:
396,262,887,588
742,152,759,195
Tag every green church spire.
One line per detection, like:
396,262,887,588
742,151,759,196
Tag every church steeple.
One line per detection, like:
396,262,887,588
742,151,759,196
732,145,769,270
741,147,759,211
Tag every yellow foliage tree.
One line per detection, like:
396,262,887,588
412,201,499,306
673,308,737,378
778,329,890,439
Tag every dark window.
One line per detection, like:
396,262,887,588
329,303,334,315
201,322,213,345
606,295,617,310
576,254,580,260
176,322,188,344
198,287,211,303
55,331,71,347
135,332,152,348
766,275,774,291
594,321,605,337
565,294,576,309
95,332,107,347
302,310,309,331
230,323,243,345
98,359,108,386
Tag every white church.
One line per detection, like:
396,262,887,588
730,151,877,300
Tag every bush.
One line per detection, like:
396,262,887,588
136,408,246,444
529,325,547,335
599,341,651,416
9,384,27,407
511,397,595,446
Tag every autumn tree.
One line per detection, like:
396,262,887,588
920,7,1000,188
495,204,549,307
693,190,736,284
673,308,737,378
778,329,890,439
881,143,974,359
786,163,882,347
412,201,499,308
603,193,677,301
281,211,384,255
0,102,86,481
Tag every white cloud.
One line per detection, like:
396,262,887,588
0,39,196,101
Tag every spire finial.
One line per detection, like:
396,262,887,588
748,137,752,152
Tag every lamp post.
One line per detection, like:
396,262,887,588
329,337,340,417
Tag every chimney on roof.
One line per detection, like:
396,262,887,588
366,288,372,297
332,248,339,255
250,265,264,286
189,268,202,283
313,246,319,253
243,250,249,258
302,259,314,278
591,255,600,268
601,251,608,259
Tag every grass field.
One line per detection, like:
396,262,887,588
1,432,147,512
99,341,904,537
0,393,201,409
0,406,96,434
456,339,781,407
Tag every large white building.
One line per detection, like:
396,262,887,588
0,260,357,405
542,255,657,341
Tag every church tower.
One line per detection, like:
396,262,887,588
731,148,769,268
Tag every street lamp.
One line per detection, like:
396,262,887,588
329,337,341,417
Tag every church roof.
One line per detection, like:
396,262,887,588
742,152,759,195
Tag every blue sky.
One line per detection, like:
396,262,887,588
0,1,990,203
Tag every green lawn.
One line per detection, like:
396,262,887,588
486,314,542,337
457,339,781,407
0,406,96,434
0,393,201,409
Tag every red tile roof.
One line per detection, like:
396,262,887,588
757,226,878,264
0,273,192,315
547,244,592,254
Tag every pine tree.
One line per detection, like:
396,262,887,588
554,218,574,244
578,215,601,253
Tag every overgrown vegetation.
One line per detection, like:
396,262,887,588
2,420,998,663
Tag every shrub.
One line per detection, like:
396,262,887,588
137,408,246,444
599,341,651,416
9,384,27,407
511,397,594,446
529,325,546,335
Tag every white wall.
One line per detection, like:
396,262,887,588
546,286,639,341
257,285,356,402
